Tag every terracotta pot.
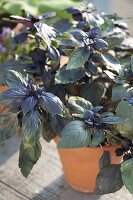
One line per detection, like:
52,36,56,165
54,136,122,193
0,86,9,112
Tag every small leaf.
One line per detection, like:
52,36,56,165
66,47,90,70
21,96,37,114
58,120,91,148
19,141,41,177
102,53,123,76
12,32,28,46
115,100,133,140
95,164,123,194
53,19,72,33
100,116,127,124
90,128,105,147
68,96,92,114
89,27,101,38
80,82,104,106
99,151,111,170
121,158,133,194
47,46,60,66
68,29,88,41
93,39,108,50
85,61,97,75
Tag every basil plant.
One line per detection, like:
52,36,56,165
0,2,133,195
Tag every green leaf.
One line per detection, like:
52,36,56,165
22,110,42,144
121,158,133,194
112,84,133,101
3,1,38,15
80,82,104,106
102,53,123,76
58,120,91,148
66,47,90,70
115,100,133,139
19,141,41,178
0,112,18,143
90,128,105,147
131,55,133,73
95,164,123,194
99,151,111,170
68,96,92,114
55,67,85,84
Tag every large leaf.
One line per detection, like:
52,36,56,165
112,84,133,101
102,53,123,76
99,151,111,170
66,47,90,70
115,100,133,139
121,158,133,194
6,70,28,89
55,67,85,84
58,120,91,148
80,82,104,106
95,164,123,194
22,110,41,144
1,87,26,99
90,128,105,147
21,96,37,114
0,112,18,143
19,141,41,178
39,92,63,115
68,96,92,114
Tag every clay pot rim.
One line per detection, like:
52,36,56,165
54,136,121,153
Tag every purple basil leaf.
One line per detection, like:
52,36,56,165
34,22,56,46
2,87,27,99
89,27,101,38
85,60,98,75
100,117,127,124
66,7,81,14
93,39,108,50
92,106,103,113
21,96,38,114
39,92,63,115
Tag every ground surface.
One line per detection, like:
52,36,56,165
0,135,133,200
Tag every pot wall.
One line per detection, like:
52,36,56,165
0,86,8,112
54,137,122,193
